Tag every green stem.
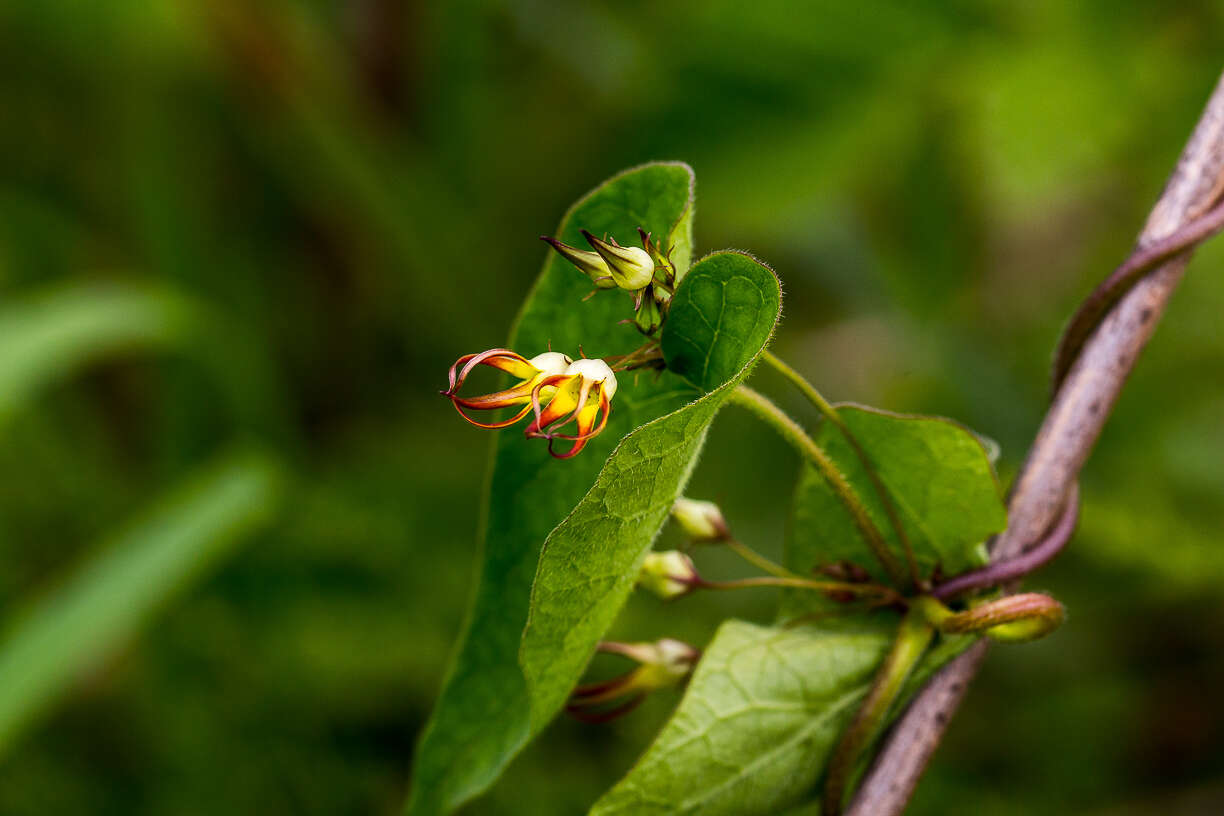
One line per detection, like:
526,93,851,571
822,606,935,815
724,538,797,580
728,385,907,588
761,351,921,589
697,576,900,600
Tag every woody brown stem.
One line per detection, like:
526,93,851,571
847,68,1224,816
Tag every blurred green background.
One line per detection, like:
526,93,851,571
2,1,1224,813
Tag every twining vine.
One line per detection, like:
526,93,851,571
415,71,1224,816
436,208,1065,814
848,71,1224,816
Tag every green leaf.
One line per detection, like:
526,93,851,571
661,251,781,391
784,406,1006,613
408,162,697,816
0,450,281,756
520,250,781,732
590,618,972,816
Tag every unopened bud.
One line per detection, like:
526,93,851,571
636,227,677,288
582,230,655,291
598,638,700,690
672,497,729,542
568,638,700,722
917,592,1066,644
541,236,617,288
638,638,701,686
638,550,700,599
634,293,662,334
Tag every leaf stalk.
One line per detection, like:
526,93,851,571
823,606,935,815
728,385,907,588
761,351,922,588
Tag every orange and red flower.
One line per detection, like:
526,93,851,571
443,349,618,459
523,357,617,459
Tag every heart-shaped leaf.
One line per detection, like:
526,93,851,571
783,405,1006,615
408,163,696,816
519,251,782,730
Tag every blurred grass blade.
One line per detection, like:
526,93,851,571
0,450,282,756
0,282,290,441
0,283,193,424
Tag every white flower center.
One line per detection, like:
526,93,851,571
529,351,573,377
565,358,618,399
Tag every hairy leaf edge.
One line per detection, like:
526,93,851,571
519,249,782,728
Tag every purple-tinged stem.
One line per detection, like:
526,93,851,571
931,482,1079,601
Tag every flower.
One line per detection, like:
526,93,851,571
638,550,701,599
443,350,618,459
443,348,572,429
567,639,700,722
524,358,618,459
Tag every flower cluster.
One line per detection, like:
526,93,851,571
542,228,678,334
442,348,618,459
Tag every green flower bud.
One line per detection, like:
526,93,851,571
672,497,729,542
540,236,617,288
582,230,655,291
634,293,662,334
913,592,1066,644
636,227,677,289
638,550,700,599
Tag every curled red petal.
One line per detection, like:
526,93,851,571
547,387,611,459
451,401,533,429
446,353,481,394
551,377,594,435
444,349,543,432
454,348,536,387
449,377,540,411
525,374,580,437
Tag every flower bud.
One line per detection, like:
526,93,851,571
638,550,700,599
637,638,701,687
634,293,662,334
916,592,1066,644
540,236,617,288
567,638,700,722
672,497,729,542
582,230,655,291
